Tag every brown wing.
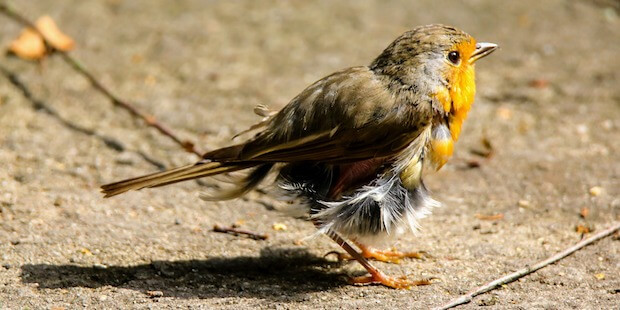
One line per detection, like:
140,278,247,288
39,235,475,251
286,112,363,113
205,66,432,164
101,67,433,198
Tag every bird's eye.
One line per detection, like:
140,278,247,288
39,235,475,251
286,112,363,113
448,51,460,65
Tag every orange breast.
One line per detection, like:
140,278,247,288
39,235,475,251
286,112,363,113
429,38,478,169
429,124,453,170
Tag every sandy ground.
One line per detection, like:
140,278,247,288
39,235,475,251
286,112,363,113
0,0,618,309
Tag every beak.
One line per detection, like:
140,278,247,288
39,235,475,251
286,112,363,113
469,42,498,63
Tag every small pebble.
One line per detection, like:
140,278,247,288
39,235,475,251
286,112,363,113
115,152,136,165
146,290,163,298
53,197,63,207
576,124,588,135
518,200,530,208
272,223,287,231
93,263,107,270
589,186,603,196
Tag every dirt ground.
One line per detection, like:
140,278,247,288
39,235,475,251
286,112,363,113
0,0,618,309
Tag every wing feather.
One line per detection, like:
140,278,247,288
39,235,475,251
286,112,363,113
205,67,432,164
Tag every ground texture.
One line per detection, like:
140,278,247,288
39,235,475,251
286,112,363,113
0,0,618,309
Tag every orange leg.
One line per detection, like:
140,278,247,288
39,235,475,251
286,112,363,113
327,232,431,289
326,242,424,264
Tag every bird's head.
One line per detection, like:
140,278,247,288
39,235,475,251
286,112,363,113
370,24,497,139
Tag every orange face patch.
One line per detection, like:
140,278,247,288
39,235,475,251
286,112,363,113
446,38,478,141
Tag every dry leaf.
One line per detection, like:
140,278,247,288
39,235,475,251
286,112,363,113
529,78,550,89
594,273,605,280
575,224,592,234
36,15,74,51
8,15,74,60
9,28,46,60
475,213,504,221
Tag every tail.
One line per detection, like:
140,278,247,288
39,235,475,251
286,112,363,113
101,161,259,198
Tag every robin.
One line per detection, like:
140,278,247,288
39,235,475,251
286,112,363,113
102,24,497,289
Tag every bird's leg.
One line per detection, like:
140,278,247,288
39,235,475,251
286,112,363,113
327,231,429,289
325,241,424,264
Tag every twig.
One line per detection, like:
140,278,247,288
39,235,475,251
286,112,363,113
0,64,167,170
434,222,620,310
212,225,268,240
0,2,202,157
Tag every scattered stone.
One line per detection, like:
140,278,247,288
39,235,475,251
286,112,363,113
496,106,512,120
53,197,64,207
79,248,93,256
589,186,603,197
115,152,136,165
93,263,107,270
478,295,499,306
518,200,530,208
146,290,163,298
272,223,287,231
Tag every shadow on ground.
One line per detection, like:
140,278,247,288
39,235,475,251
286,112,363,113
21,247,346,300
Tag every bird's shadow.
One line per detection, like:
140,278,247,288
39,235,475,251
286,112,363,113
21,247,347,300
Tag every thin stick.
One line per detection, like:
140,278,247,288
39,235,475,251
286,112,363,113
434,222,620,310
212,225,268,240
0,2,202,157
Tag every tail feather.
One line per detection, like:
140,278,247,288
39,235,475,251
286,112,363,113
101,161,254,198
200,163,274,201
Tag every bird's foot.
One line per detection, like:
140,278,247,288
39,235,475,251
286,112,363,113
325,231,433,289
326,247,425,264
359,246,424,264
350,270,432,289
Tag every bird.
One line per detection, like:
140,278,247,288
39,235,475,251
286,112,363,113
101,24,498,289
